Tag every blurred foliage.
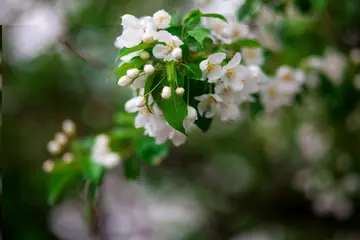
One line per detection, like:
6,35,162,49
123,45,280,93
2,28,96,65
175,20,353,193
2,0,360,239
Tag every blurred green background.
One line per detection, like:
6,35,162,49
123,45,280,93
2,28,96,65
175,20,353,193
2,0,360,239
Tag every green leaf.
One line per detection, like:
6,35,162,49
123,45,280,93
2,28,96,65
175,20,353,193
107,57,145,81
123,156,140,180
195,116,213,132
237,0,257,21
188,27,211,46
313,0,327,12
113,112,135,126
144,72,158,112
118,43,153,58
183,9,202,25
171,10,181,26
294,0,312,14
183,63,202,80
230,38,261,48
160,93,188,134
136,136,169,164
201,13,227,23
81,156,104,184
166,26,182,37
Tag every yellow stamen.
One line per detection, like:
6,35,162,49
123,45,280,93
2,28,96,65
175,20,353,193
268,87,277,97
226,69,236,78
282,71,293,81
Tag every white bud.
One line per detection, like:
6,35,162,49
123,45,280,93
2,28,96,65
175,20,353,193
55,132,67,145
187,106,198,120
161,86,172,99
102,153,120,169
43,160,55,173
172,47,182,59
126,68,140,79
140,51,150,60
136,96,146,107
117,75,133,87
143,34,154,44
175,87,185,95
144,64,154,75
47,140,61,155
62,119,76,135
63,152,73,163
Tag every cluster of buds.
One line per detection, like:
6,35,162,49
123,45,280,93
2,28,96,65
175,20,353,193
43,119,76,173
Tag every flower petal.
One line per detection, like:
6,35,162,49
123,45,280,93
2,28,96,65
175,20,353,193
154,30,172,43
207,65,223,82
200,60,209,71
208,52,226,64
131,74,147,88
122,14,142,29
225,52,241,69
153,44,167,59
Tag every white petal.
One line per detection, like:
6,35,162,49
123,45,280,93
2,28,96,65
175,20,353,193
125,97,139,113
172,36,184,46
135,112,149,128
208,52,226,64
152,44,167,59
200,60,209,71
170,131,187,146
122,14,142,29
194,94,210,101
154,30,172,43
205,102,217,118
197,99,207,117
131,74,147,88
225,52,241,69
207,65,223,82
210,94,223,102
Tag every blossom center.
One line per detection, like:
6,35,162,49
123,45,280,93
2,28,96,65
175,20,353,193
268,87,277,97
245,49,256,58
232,28,241,38
282,71,293,81
226,69,236,78
159,15,167,23
207,63,215,72
166,42,176,52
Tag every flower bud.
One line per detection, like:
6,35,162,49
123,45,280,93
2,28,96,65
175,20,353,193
144,64,154,75
143,34,154,44
47,140,61,155
175,87,185,95
172,47,182,59
117,75,133,87
126,68,140,79
55,132,67,145
140,51,150,60
136,96,146,107
187,106,198,120
43,160,55,173
62,119,76,135
161,86,172,99
63,152,73,163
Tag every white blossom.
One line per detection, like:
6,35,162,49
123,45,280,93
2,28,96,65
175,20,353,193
183,105,198,131
217,103,241,122
169,130,187,146
195,94,222,118
172,47,183,60
115,14,144,48
260,79,292,112
127,68,140,79
91,134,121,169
275,66,305,95
118,75,133,87
221,52,247,91
242,48,264,66
153,10,171,29
153,31,184,61
321,49,346,85
63,152,73,163
47,140,61,155
131,74,148,88
62,119,76,135
139,51,150,60
55,132,67,146
43,160,55,173
200,52,226,83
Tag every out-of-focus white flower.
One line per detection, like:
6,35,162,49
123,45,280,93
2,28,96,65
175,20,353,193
183,105,198,131
47,140,61,155
153,10,171,29
135,96,146,107
55,132,68,146
242,48,264,66
275,66,305,95
200,52,226,82
321,49,346,85
43,160,55,173
238,67,262,102
153,31,184,61
354,73,360,90
91,134,121,169
214,83,239,104
144,64,155,75
260,79,292,112
221,52,247,91
305,56,324,69
297,123,329,162
62,119,76,135
222,22,249,42
217,103,241,122
342,173,360,194
161,86,172,99
350,48,360,64
195,94,222,118
63,152,73,163
169,130,187,146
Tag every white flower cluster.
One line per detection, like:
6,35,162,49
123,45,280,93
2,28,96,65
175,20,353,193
91,134,121,169
115,10,183,62
125,93,197,146
196,52,266,121
43,119,76,172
